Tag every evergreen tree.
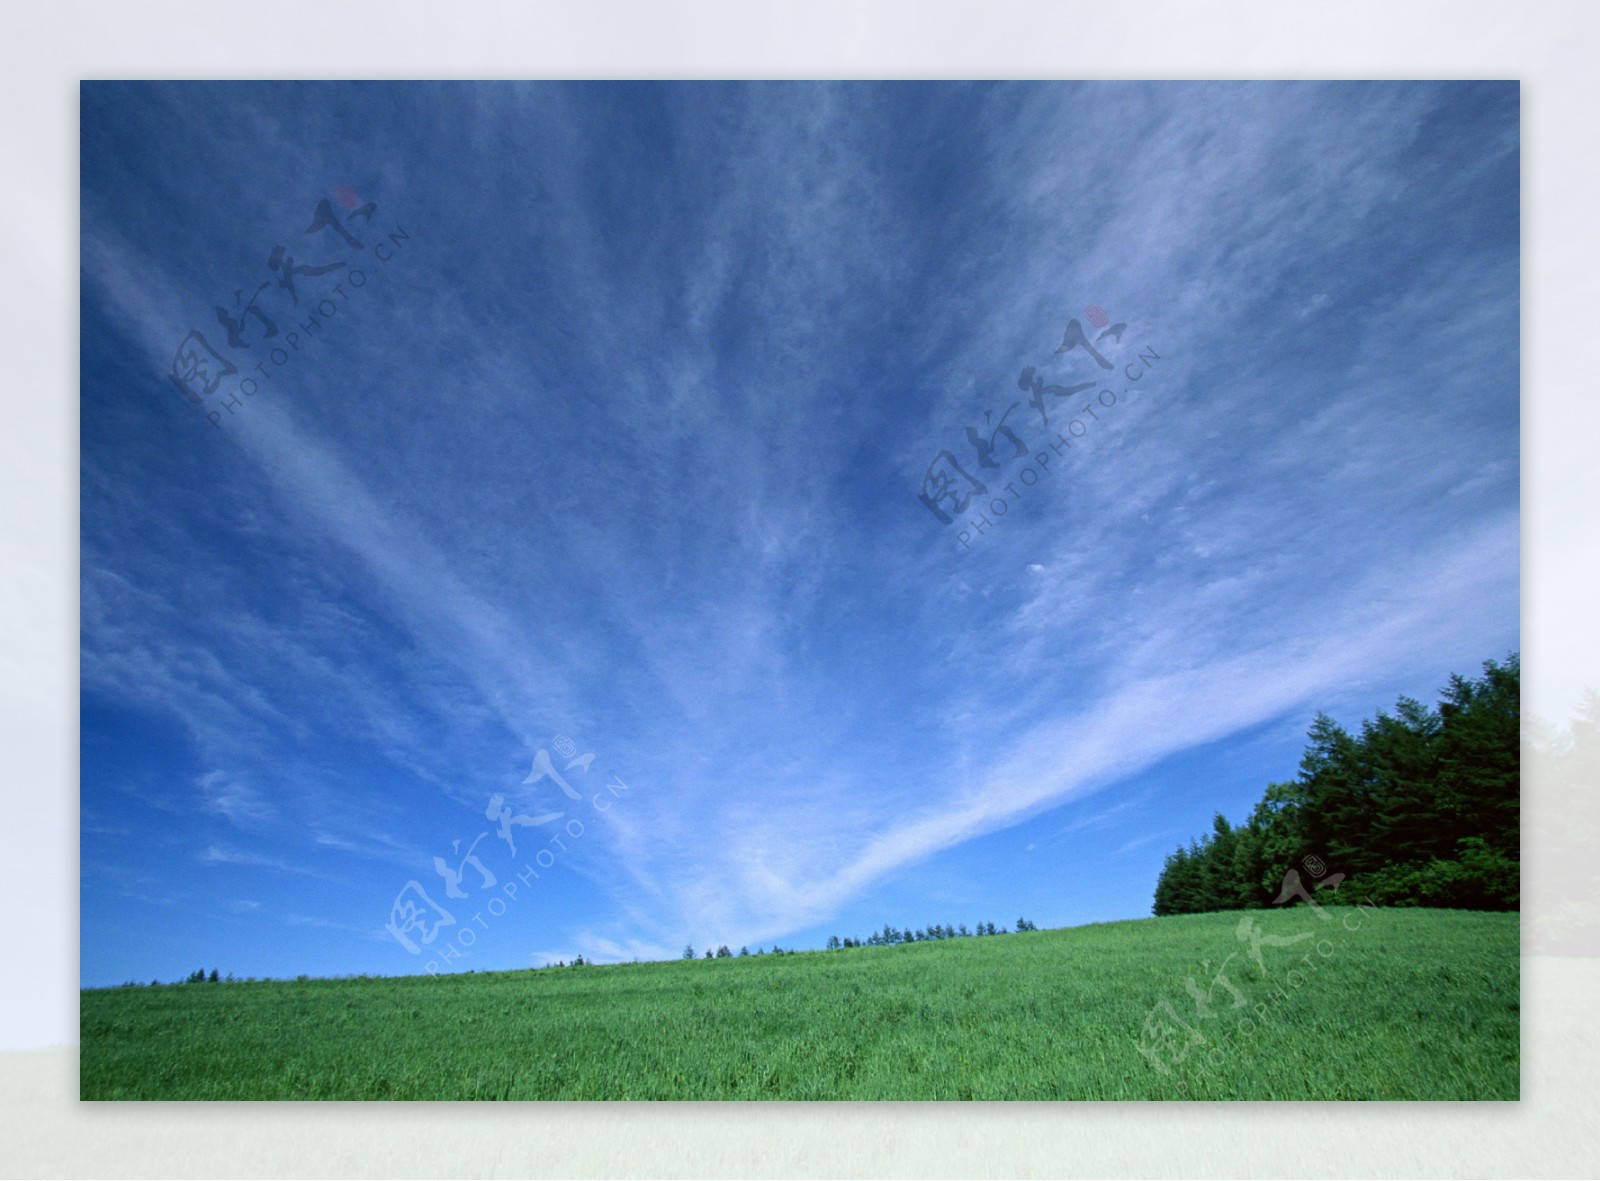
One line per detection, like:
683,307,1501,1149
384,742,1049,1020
1228,818,1270,909
1300,712,1374,874
1435,654,1520,859
1250,779,1310,894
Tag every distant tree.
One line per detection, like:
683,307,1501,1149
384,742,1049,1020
826,935,841,950
208,968,220,983
683,944,696,960
958,923,970,937
739,946,750,956
716,945,732,958
704,949,714,959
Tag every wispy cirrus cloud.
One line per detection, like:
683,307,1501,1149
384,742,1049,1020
197,771,274,827
198,845,315,876
80,82,1518,980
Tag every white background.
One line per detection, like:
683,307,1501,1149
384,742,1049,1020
2,1,1594,1176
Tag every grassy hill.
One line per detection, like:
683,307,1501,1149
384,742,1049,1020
80,906,1518,1100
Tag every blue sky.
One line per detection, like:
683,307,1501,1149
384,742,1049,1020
79,81,1519,986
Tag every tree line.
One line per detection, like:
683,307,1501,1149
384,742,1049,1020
1153,653,1519,916
123,917,1050,986
682,918,1040,961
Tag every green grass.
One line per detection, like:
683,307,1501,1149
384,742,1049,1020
79,907,1518,1100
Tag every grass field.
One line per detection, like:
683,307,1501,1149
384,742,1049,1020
79,906,1518,1100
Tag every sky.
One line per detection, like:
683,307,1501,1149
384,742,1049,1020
78,80,1520,986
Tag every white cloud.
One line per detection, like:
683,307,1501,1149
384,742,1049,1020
197,771,274,827
198,845,314,876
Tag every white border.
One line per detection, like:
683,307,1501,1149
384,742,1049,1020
7,1,1595,1176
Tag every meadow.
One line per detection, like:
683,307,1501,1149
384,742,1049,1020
79,906,1518,1101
